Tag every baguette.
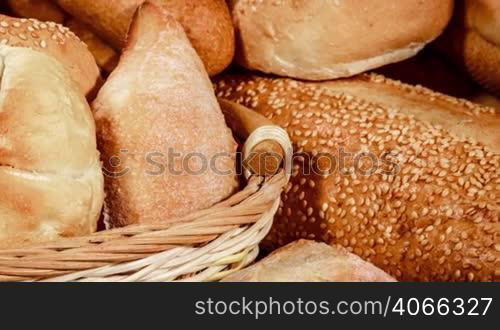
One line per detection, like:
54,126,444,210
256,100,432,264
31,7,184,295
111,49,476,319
222,240,396,282
215,73,500,282
94,2,238,227
55,0,235,75
0,14,101,99
7,0,66,23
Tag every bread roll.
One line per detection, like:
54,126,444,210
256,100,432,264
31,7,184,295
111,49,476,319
0,45,104,248
65,19,119,74
223,240,395,282
215,73,499,282
228,0,454,80
0,14,101,99
55,0,235,76
7,0,66,23
438,0,500,96
94,3,238,227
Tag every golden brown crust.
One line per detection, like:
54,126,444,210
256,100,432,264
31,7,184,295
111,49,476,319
0,45,104,248
228,0,453,80
93,3,238,227
55,0,235,76
0,14,101,99
7,0,66,23
438,0,500,96
214,73,499,282
222,240,396,282
65,19,119,73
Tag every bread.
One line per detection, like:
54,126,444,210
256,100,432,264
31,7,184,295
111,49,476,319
214,73,500,282
7,0,66,23
438,0,500,96
228,0,454,80
0,14,101,99
0,45,104,248
93,2,238,227
55,0,235,76
222,240,396,282
65,19,119,74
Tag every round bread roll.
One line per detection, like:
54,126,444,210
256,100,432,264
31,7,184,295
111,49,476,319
438,0,500,96
0,14,101,99
0,45,104,248
228,0,454,80
222,240,396,282
55,0,235,76
7,0,66,23
215,73,499,282
94,3,238,227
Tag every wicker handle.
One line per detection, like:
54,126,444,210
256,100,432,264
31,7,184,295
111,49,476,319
218,99,292,179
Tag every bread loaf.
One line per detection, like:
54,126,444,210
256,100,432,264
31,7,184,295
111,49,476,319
215,73,499,282
7,0,66,23
0,14,101,99
94,2,238,227
222,240,396,282
228,0,454,80
55,0,235,75
0,45,104,248
65,19,119,74
438,0,500,96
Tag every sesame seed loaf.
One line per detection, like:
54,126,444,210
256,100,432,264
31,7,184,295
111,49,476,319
222,240,396,282
214,72,500,282
0,14,101,99
55,0,235,76
93,3,238,227
228,0,453,80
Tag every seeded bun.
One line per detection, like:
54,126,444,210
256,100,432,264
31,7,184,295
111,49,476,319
228,0,454,80
55,0,235,76
438,0,500,96
0,14,101,99
94,3,238,227
0,45,104,248
215,73,499,282
222,240,396,282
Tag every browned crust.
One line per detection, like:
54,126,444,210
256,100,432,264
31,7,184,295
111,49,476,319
56,0,234,75
214,73,499,282
222,240,396,282
0,14,101,99
7,0,66,23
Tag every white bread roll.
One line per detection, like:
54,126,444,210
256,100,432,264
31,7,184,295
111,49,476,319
0,45,104,248
215,73,499,282
223,240,395,282
94,3,238,227
0,14,102,99
228,0,454,80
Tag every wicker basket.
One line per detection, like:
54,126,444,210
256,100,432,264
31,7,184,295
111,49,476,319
0,101,292,282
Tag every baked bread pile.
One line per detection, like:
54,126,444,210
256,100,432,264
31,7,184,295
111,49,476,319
0,0,498,282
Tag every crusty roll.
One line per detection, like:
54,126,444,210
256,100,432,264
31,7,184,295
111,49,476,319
438,0,500,96
65,19,119,74
0,14,101,99
222,240,395,282
94,2,238,227
215,73,499,282
228,0,453,80
0,45,104,248
55,0,235,76
7,0,66,23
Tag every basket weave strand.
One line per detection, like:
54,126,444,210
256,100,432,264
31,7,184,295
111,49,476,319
0,171,287,282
